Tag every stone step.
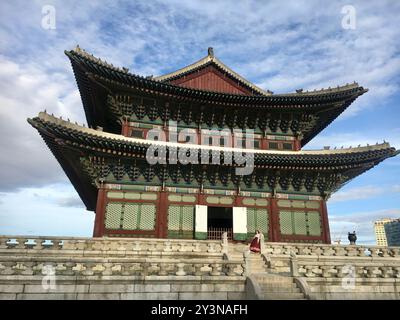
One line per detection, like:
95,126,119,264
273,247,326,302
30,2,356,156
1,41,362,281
248,265,266,268
249,264,265,269
262,292,305,300
259,282,298,289
257,274,294,284
247,260,265,264
310,285,400,294
249,262,266,268
261,286,301,293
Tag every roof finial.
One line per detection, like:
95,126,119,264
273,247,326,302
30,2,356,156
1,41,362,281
208,47,214,57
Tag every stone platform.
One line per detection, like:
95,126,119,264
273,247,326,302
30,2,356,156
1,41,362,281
0,236,399,300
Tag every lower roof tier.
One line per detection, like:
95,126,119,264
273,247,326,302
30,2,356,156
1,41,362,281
28,112,399,210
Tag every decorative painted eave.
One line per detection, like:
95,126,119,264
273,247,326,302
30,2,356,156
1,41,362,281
28,112,399,167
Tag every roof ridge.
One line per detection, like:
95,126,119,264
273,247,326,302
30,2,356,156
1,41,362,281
276,82,367,96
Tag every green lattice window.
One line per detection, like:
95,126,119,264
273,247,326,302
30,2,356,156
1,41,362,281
307,212,322,236
167,205,194,239
247,208,269,240
105,202,156,231
279,211,293,235
279,210,321,236
105,203,123,229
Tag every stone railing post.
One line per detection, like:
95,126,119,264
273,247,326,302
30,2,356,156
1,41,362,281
176,262,186,276
243,249,250,276
289,251,299,277
221,232,228,256
260,233,265,254
225,263,236,276
194,264,203,276
210,263,221,276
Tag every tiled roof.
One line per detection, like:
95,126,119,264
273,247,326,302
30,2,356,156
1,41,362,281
66,46,367,104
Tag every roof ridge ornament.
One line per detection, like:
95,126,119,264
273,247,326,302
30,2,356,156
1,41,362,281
208,47,214,58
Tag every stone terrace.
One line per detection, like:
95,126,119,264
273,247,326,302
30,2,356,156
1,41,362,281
0,236,399,300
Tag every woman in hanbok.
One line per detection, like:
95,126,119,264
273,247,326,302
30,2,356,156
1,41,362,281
249,230,261,253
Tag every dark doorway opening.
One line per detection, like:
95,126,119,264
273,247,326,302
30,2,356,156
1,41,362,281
207,206,233,240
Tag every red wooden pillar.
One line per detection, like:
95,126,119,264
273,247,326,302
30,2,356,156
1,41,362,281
121,119,129,136
261,137,268,150
320,199,331,244
156,191,168,238
93,188,106,237
294,138,301,151
269,197,280,242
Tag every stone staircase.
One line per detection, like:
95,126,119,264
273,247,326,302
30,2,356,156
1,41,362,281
229,242,307,300
254,274,307,300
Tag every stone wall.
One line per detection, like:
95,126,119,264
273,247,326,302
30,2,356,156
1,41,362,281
0,236,246,300
260,242,400,299
1,236,399,300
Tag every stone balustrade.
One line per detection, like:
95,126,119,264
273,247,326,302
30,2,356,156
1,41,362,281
0,256,244,277
262,242,400,258
3,236,399,258
290,257,400,279
0,236,223,255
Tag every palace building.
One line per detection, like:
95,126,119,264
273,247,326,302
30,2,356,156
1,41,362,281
28,46,399,243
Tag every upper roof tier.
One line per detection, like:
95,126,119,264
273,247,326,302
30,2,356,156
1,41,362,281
65,46,367,145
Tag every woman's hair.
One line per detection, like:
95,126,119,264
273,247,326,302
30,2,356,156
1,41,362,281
256,230,260,234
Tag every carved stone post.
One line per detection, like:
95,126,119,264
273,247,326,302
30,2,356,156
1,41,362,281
194,264,203,276
176,263,186,276
222,232,228,256
289,251,299,277
260,233,266,255
243,249,250,276
210,263,221,276
159,263,168,276
225,263,236,276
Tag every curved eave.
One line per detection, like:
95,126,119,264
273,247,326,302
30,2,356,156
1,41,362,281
27,118,98,211
29,112,398,170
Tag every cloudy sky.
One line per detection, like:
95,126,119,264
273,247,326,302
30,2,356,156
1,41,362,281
0,0,399,244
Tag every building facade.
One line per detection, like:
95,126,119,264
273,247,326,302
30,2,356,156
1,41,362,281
384,219,400,246
374,218,397,246
29,46,399,243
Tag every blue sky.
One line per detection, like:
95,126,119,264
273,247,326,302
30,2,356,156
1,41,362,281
0,0,399,244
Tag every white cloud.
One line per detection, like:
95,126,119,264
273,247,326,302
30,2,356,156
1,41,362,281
0,55,85,191
0,183,93,236
329,186,385,203
329,209,400,244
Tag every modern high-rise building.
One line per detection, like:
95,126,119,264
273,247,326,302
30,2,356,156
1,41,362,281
384,219,400,246
374,218,397,246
